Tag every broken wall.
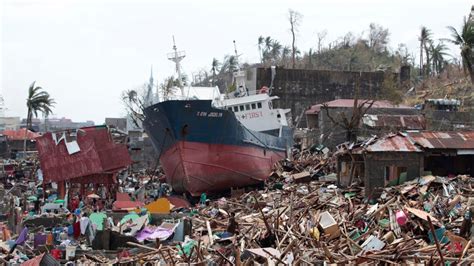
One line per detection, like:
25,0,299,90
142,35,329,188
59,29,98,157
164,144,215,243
363,152,423,198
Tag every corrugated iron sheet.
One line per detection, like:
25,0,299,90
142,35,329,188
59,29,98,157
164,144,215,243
36,126,131,183
366,134,422,152
407,131,474,149
363,115,426,130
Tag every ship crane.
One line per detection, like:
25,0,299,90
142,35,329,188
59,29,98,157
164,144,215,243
167,36,186,97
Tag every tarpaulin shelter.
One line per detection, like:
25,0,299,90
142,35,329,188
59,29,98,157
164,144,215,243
36,126,131,184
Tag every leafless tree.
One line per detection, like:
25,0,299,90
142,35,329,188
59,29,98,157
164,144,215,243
368,23,390,53
322,75,375,142
288,9,303,69
317,30,328,54
121,87,146,128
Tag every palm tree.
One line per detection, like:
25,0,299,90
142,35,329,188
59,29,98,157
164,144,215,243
281,46,291,67
261,36,273,64
24,81,55,151
257,36,265,63
430,41,449,75
419,26,432,77
446,18,474,83
211,58,220,86
219,55,238,75
270,40,282,64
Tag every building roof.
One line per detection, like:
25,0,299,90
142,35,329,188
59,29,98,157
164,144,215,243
365,133,422,152
362,130,474,153
306,99,412,114
1,128,41,140
362,114,426,130
406,131,474,150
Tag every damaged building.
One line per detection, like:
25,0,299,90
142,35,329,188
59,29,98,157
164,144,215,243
337,130,474,198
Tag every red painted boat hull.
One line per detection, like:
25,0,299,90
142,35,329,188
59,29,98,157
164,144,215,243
160,141,285,196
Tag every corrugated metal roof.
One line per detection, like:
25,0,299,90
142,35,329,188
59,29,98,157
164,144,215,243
406,131,474,149
362,114,426,130
2,128,40,141
365,134,422,152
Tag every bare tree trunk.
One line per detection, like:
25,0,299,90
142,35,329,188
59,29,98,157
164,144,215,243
291,26,296,69
23,110,30,154
419,41,423,77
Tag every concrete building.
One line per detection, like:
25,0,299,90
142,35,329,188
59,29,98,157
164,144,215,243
21,117,95,132
0,117,21,131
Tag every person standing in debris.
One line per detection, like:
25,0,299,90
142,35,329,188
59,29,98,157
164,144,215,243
460,211,472,238
227,212,238,235
33,198,41,214
69,196,79,212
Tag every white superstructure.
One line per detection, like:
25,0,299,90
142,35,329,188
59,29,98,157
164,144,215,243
214,66,291,136
215,92,291,135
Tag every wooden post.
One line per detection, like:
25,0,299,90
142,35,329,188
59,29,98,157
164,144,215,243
58,180,66,198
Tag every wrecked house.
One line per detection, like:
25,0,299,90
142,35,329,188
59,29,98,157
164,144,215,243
337,130,474,198
35,125,132,197
306,99,420,149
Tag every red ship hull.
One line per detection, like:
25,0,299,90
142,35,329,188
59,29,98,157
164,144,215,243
160,140,285,196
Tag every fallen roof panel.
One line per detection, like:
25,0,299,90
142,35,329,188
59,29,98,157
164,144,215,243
407,131,474,150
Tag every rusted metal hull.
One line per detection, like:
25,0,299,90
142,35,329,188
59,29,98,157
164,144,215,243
160,140,285,196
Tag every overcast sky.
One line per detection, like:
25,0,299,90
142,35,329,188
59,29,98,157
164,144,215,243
1,0,472,123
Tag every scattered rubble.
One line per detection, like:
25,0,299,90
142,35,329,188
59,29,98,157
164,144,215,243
0,127,473,265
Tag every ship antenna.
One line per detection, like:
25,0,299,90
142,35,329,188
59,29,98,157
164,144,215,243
167,36,186,97
233,40,240,69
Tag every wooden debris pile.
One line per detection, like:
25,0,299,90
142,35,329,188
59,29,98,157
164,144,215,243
272,149,336,184
129,174,474,264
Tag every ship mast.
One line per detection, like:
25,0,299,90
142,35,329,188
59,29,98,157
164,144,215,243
167,36,186,97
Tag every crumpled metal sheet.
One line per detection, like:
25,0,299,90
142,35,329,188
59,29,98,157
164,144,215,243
36,126,131,182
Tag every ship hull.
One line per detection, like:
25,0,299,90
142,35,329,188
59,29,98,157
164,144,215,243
161,141,285,196
143,100,291,196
